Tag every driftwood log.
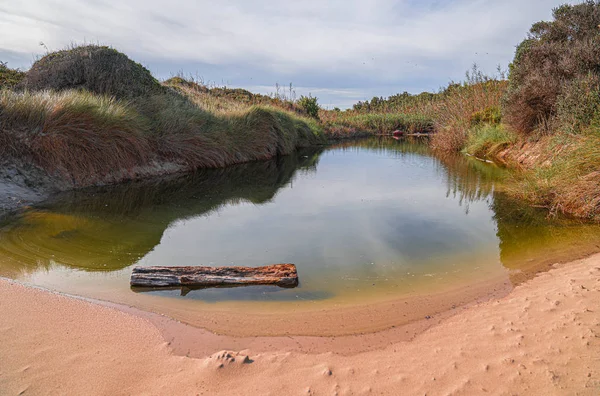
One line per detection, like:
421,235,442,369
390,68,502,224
130,264,298,289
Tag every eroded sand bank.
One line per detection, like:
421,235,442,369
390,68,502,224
1,254,599,395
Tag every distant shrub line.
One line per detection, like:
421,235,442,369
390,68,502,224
319,2,600,220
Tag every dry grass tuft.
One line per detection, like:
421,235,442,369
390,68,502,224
506,134,600,220
0,86,325,187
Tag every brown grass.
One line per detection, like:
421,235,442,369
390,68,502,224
0,87,325,187
319,71,506,146
428,80,507,152
502,133,600,220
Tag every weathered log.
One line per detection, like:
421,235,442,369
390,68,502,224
130,264,298,289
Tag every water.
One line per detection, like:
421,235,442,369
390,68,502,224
1,138,599,330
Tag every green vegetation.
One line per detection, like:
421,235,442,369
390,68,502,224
447,2,600,220
507,134,600,220
321,112,434,138
2,2,600,221
470,106,502,127
297,95,320,119
504,1,600,135
335,2,600,220
464,125,516,159
0,62,25,89
0,45,325,186
500,2,600,220
319,65,506,143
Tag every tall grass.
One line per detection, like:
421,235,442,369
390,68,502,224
0,90,151,183
320,112,434,138
320,66,506,144
428,79,507,152
508,134,600,220
0,88,325,186
464,125,517,159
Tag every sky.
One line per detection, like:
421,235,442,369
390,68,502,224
0,0,573,109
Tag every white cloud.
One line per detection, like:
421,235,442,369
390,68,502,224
0,0,570,107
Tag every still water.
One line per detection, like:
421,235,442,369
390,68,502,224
1,138,599,318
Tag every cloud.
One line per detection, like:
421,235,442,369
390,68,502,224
0,0,570,108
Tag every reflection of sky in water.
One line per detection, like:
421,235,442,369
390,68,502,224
137,146,501,301
3,139,598,305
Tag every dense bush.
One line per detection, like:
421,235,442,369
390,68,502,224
298,95,320,119
352,91,437,113
504,1,600,134
554,73,600,134
0,61,25,89
470,106,502,127
21,45,164,99
322,113,434,137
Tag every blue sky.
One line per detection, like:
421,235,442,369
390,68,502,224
0,0,571,108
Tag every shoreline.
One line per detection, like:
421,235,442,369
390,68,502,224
0,274,510,357
1,254,598,395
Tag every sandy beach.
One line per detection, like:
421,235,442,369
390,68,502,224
0,254,598,395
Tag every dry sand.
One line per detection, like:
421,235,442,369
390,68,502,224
1,254,599,395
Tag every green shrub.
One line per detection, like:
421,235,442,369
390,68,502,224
298,95,320,119
465,124,516,158
504,1,600,134
554,74,600,134
21,45,164,99
470,106,501,127
0,61,25,89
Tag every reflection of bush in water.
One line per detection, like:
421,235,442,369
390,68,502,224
437,153,506,211
0,149,322,274
355,137,600,282
492,192,600,283
333,137,506,211
437,150,600,282
330,136,432,157
45,148,322,218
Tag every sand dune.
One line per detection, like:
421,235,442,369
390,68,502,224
1,254,599,395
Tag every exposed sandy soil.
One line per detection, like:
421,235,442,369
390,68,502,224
1,254,599,395
0,158,189,219
0,162,56,216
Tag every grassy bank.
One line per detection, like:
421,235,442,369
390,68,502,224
318,66,506,143
335,2,600,221
0,46,325,188
464,3,600,220
2,2,599,221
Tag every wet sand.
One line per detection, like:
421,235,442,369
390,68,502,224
1,254,599,395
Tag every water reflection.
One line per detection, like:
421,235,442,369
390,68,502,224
0,149,322,275
0,138,598,305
